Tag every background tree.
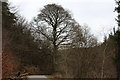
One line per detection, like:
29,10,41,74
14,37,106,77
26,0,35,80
2,1,54,77
114,0,120,78
2,1,17,29
70,24,97,48
2,1,20,78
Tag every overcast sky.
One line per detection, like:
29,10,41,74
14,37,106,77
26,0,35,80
8,0,117,42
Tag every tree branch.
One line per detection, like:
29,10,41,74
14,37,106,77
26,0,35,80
56,24,68,38
57,34,69,46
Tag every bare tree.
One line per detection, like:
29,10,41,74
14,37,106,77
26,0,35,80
70,24,97,48
70,23,85,48
33,4,75,72
82,25,97,47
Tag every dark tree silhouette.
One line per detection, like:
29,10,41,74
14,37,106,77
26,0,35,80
33,4,75,72
114,0,120,79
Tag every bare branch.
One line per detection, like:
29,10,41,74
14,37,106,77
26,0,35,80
57,34,69,46
56,24,68,38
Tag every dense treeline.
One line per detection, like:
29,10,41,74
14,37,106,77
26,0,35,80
2,1,54,78
2,0,120,79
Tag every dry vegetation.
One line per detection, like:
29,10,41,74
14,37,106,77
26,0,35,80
2,1,120,79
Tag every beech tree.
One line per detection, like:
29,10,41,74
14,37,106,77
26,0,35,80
34,4,74,51
33,4,75,72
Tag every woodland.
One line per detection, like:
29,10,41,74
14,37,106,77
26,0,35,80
2,1,120,79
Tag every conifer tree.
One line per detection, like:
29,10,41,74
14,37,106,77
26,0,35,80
114,0,120,78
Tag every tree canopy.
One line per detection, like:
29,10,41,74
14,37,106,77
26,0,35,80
33,4,75,51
